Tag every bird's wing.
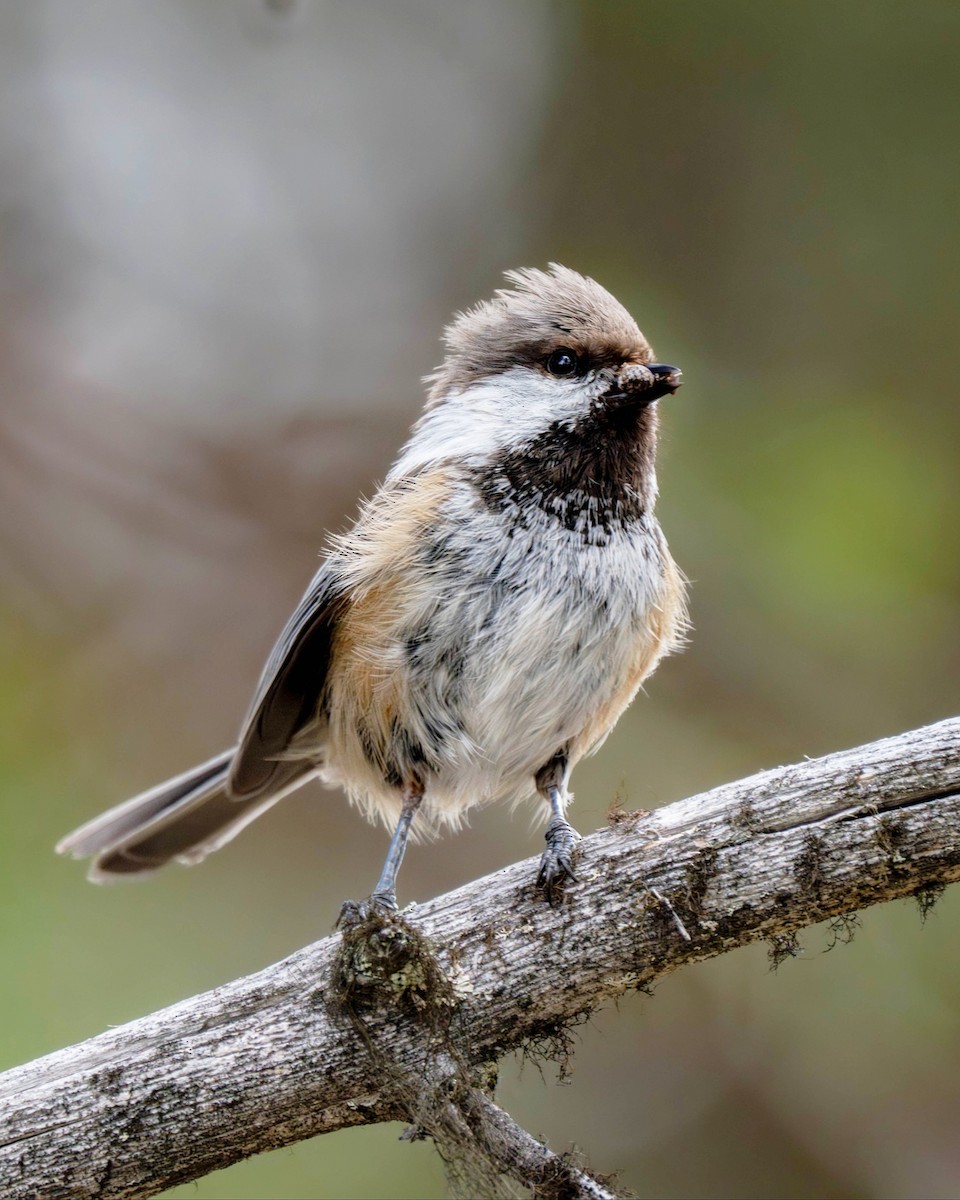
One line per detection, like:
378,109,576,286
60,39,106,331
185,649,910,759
228,561,347,800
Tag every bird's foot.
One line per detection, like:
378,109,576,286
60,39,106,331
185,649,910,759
536,816,581,906
336,892,397,931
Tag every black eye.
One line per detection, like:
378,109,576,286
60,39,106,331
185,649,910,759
545,348,579,377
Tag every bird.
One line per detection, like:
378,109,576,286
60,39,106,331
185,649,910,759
58,264,687,911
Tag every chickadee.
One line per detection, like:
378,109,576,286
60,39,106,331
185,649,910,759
58,265,687,910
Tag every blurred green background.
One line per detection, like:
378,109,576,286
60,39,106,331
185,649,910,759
2,2,959,1197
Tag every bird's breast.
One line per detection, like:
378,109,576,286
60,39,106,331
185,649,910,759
322,474,685,827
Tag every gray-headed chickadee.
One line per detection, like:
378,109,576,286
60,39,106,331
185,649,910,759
58,264,687,911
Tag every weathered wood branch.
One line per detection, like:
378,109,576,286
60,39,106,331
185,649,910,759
2,717,959,1199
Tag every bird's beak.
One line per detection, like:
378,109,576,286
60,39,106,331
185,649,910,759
647,364,682,399
606,363,682,407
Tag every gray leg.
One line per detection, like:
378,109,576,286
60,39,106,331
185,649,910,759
370,781,424,911
535,753,581,906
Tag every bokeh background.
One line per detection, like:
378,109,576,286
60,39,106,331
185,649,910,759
2,2,959,1197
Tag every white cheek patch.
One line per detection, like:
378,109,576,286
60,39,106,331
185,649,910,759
388,367,593,480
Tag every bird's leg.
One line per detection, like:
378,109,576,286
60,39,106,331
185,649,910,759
535,752,581,906
369,779,424,912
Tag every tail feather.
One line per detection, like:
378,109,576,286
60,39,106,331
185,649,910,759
56,750,307,882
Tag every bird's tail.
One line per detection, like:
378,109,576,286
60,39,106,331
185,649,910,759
56,749,288,881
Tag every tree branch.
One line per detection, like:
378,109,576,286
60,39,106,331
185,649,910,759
3,717,959,1199
458,1090,620,1200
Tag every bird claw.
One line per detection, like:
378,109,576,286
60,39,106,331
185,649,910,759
536,816,581,906
336,892,398,930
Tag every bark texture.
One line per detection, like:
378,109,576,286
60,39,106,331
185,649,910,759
2,716,959,1199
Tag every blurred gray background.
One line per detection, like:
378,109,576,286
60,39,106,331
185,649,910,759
2,2,959,1197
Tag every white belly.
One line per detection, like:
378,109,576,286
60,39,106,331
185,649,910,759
323,490,676,835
